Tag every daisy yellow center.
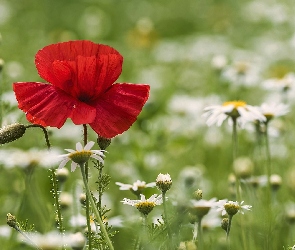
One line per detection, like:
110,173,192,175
69,151,92,165
263,113,274,121
223,101,247,118
223,101,246,108
224,203,240,216
135,201,156,215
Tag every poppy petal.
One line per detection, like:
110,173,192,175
89,83,150,138
13,82,96,127
35,41,123,97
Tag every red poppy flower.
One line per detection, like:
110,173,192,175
13,40,150,138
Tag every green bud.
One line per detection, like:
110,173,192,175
221,217,229,232
0,123,26,144
193,189,203,200
6,213,17,228
97,136,111,150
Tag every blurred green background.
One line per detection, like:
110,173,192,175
1,0,295,249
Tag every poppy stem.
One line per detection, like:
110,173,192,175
80,163,114,250
25,124,51,149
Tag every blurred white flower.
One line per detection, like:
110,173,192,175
262,73,295,92
59,141,105,172
0,148,61,169
18,230,76,249
203,101,266,127
221,60,261,86
259,102,289,121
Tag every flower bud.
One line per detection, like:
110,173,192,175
221,218,229,232
193,189,203,200
156,173,172,193
233,157,254,179
270,174,282,191
56,168,69,183
59,192,73,209
0,123,26,144
79,193,87,206
97,136,111,150
6,213,17,228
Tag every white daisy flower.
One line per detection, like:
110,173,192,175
203,101,266,127
59,141,105,172
259,102,289,122
122,194,163,215
262,73,295,92
216,200,252,216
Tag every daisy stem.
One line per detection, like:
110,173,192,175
197,216,203,250
232,117,241,201
82,124,93,249
264,122,272,250
226,215,233,249
80,163,114,250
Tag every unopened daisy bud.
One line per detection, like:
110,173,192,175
79,193,87,206
233,157,254,179
55,168,69,183
156,173,172,193
0,123,26,144
193,189,203,200
59,192,73,209
221,218,229,232
97,136,111,150
270,174,282,191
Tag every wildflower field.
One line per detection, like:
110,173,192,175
1,0,295,249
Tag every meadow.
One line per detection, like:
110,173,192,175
1,0,295,249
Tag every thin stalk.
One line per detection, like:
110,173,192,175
197,217,203,250
264,122,272,250
162,192,172,248
226,215,233,249
232,117,241,201
25,125,51,149
231,118,247,250
80,163,114,250
82,124,92,249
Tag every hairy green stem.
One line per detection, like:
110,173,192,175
80,163,114,250
162,192,173,249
